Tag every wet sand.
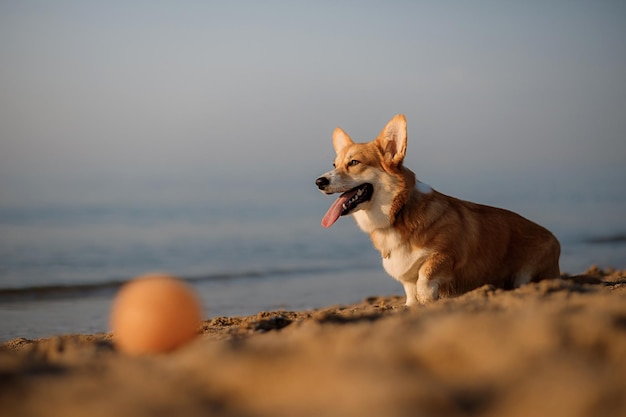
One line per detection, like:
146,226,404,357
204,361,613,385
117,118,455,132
2,266,625,417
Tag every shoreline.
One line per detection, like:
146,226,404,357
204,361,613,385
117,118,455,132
2,267,625,417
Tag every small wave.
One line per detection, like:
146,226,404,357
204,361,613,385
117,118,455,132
583,233,626,244
0,280,126,302
0,264,362,302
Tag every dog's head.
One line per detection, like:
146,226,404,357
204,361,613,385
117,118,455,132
315,114,411,228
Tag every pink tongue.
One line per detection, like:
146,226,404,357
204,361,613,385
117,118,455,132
321,190,357,228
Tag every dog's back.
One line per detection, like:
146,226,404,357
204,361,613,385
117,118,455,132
393,188,561,298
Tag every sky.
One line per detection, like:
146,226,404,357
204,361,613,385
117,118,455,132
0,1,625,205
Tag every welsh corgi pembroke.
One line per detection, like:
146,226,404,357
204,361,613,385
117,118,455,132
315,114,560,305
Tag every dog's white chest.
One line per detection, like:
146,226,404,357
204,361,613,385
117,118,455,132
382,244,431,283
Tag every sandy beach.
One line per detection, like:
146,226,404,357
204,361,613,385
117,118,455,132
2,266,625,417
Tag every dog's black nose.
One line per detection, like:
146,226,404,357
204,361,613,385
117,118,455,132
315,177,330,189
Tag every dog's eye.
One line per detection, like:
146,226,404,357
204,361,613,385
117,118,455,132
348,160,360,167
332,162,336,168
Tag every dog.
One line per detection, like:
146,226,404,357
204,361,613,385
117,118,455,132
315,114,561,305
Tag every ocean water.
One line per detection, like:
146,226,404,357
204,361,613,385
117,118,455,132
1,176,624,341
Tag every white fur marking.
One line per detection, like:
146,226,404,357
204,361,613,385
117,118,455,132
382,245,431,282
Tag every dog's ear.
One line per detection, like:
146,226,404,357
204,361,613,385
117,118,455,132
332,127,353,154
377,114,407,166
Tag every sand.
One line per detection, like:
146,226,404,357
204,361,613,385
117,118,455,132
1,266,625,417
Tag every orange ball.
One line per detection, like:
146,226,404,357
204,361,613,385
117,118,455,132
110,273,203,355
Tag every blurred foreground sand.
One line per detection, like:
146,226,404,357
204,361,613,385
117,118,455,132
2,267,625,417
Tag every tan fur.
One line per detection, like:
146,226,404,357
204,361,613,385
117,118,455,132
317,114,561,305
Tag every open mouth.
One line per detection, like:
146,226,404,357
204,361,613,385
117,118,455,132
321,183,373,228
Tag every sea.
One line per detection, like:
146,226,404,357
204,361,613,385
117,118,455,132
1,174,625,341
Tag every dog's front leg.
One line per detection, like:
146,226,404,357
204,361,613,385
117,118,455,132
402,281,420,306
416,274,440,304
416,256,451,304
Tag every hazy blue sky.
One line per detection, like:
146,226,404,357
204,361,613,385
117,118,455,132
1,1,625,204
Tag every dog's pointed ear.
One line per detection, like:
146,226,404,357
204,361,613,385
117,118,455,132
332,127,353,154
377,114,407,166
